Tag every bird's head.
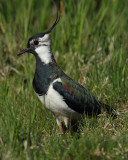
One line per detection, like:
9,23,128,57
18,13,60,64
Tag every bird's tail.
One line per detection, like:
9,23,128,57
101,102,117,118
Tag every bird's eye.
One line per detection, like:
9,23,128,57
34,40,39,45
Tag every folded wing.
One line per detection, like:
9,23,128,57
53,76,102,115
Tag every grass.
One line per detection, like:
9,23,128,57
0,0,128,159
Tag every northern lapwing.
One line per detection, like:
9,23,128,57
18,14,116,134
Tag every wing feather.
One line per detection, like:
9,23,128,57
53,77,101,115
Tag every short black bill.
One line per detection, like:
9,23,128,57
17,48,31,56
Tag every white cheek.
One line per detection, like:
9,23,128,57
39,34,50,45
35,46,52,64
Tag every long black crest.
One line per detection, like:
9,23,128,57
27,12,60,43
45,12,60,34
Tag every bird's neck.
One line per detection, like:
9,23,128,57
35,45,53,64
33,53,58,95
33,46,63,95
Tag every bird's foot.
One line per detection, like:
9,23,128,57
58,125,64,134
65,128,69,135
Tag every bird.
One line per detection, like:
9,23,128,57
18,14,116,134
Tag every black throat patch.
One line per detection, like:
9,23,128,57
33,57,59,96
33,57,53,95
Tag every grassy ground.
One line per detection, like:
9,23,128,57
0,0,128,159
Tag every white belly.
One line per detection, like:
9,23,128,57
36,78,81,119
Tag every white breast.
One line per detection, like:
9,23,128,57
36,78,79,118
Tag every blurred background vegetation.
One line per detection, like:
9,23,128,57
0,0,128,159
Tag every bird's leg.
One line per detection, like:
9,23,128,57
56,118,63,134
65,128,69,135
64,117,69,135
59,125,63,133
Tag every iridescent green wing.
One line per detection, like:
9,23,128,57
53,75,101,115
